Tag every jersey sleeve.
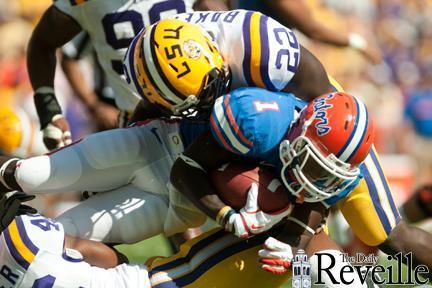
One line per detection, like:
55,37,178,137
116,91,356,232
210,94,254,156
240,11,301,91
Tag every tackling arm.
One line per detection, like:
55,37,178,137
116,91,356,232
193,0,228,11
28,6,81,90
64,234,128,269
275,202,328,254
379,221,432,281
27,6,81,149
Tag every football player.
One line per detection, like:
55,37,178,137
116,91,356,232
122,14,432,274
0,191,150,288
27,0,227,150
0,190,375,287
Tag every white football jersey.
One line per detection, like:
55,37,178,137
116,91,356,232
54,0,195,112
0,214,152,288
0,215,64,287
173,10,301,91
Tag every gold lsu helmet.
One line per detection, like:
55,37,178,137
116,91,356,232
124,19,230,117
0,106,23,155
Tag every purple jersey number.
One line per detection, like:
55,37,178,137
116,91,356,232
273,28,300,74
30,219,60,232
32,275,55,288
102,0,186,75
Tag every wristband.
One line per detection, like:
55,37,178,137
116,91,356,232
348,33,367,51
34,86,62,129
217,206,235,228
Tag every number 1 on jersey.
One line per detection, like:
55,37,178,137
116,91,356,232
254,101,280,112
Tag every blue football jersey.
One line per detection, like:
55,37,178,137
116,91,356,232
207,87,360,206
210,87,305,166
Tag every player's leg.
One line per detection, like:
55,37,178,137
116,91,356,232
0,122,173,195
147,226,380,288
338,146,432,274
56,184,169,244
337,146,401,247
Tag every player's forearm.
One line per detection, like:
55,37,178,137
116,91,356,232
64,235,128,269
193,0,228,11
304,25,350,47
27,6,80,90
379,221,432,280
276,203,327,254
61,56,99,108
27,37,57,90
171,159,227,220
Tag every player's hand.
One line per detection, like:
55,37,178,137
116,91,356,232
224,183,291,238
258,237,293,275
0,191,37,232
348,33,382,65
90,101,119,130
43,115,72,150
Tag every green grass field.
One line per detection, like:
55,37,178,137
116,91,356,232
116,235,430,288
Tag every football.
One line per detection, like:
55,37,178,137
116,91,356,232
210,162,291,213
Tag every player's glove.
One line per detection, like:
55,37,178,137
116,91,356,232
34,87,72,150
0,191,37,233
258,237,293,275
42,115,72,150
217,183,291,238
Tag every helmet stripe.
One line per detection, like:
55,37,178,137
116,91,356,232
138,29,177,107
337,97,368,162
125,30,146,99
143,25,185,105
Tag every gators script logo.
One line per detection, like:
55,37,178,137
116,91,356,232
313,94,333,136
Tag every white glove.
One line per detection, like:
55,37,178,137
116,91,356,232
43,115,72,150
258,237,293,274
220,183,291,238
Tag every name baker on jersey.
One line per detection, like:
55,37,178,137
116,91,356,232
313,94,334,136
175,11,240,24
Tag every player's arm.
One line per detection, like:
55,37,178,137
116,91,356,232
171,129,234,220
277,202,328,253
61,53,119,130
258,202,328,274
263,0,382,64
193,0,228,11
283,45,330,102
171,129,289,238
27,6,81,150
64,234,128,269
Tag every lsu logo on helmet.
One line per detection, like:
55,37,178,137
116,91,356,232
124,19,230,117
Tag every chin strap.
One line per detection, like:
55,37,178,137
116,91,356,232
286,216,316,235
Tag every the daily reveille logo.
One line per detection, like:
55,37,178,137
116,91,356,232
292,251,430,287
